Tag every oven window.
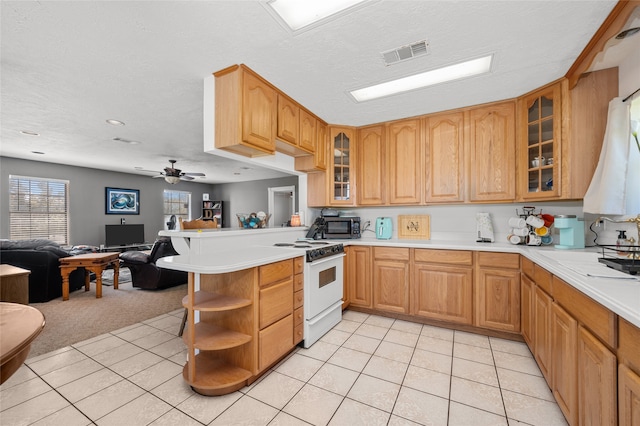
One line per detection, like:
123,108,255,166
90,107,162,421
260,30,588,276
318,266,336,288
326,221,350,234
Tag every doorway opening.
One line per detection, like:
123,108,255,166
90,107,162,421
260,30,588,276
268,186,295,228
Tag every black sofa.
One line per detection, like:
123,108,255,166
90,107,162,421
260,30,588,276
0,239,85,303
119,236,187,290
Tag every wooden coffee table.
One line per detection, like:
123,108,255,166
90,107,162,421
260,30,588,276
59,252,120,300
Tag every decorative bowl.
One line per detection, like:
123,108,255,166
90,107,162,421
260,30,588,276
236,212,271,229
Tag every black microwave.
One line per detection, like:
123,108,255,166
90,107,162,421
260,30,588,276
322,217,361,239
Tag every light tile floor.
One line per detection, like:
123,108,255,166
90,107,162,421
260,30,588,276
0,309,568,426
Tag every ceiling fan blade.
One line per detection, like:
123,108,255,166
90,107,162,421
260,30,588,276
180,175,195,181
138,169,163,173
183,172,206,177
152,174,165,178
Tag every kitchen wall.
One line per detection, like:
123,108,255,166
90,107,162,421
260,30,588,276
0,156,213,246
210,176,299,228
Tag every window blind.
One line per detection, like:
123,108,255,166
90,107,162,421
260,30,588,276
9,175,69,244
163,190,191,226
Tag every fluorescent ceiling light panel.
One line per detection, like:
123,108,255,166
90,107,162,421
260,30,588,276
350,55,493,102
267,0,367,31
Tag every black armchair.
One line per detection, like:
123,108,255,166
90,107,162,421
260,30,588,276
119,236,187,290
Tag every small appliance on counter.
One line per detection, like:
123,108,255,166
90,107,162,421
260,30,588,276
376,217,393,240
554,215,585,249
476,212,494,242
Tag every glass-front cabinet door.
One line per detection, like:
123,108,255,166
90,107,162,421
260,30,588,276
520,83,562,199
329,126,356,205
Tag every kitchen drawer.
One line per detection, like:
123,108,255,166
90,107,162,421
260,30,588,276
259,314,293,370
259,259,293,288
414,249,473,265
294,257,304,275
373,247,410,261
259,279,293,329
533,264,552,294
294,289,303,309
553,276,616,349
521,256,535,279
294,306,303,327
294,273,303,292
294,323,303,345
477,252,520,269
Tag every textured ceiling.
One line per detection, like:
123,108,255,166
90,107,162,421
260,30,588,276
0,1,624,183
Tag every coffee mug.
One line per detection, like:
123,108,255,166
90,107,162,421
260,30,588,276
541,235,553,245
508,217,526,228
513,227,529,237
527,233,542,246
508,234,524,245
526,215,545,228
535,226,550,236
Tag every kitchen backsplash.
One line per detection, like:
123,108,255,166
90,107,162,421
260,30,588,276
307,202,637,247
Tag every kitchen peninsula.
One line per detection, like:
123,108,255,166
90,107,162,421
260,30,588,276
157,227,307,396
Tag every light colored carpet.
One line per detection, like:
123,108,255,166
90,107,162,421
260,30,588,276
28,279,187,358
100,267,131,286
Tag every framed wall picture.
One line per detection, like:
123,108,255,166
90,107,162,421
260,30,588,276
105,187,140,215
398,215,431,239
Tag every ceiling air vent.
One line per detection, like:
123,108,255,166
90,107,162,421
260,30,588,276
382,39,430,66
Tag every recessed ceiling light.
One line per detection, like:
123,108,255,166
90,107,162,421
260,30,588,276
20,130,40,136
31,151,45,155
233,172,241,175
265,0,368,32
350,55,493,102
106,119,125,126
112,137,141,145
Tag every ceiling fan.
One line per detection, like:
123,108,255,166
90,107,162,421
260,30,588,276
144,159,206,184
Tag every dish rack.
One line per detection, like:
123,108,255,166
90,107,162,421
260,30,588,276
598,245,640,275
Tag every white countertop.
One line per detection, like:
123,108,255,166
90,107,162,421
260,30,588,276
157,235,640,328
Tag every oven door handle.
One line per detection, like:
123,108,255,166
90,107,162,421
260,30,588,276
307,253,345,265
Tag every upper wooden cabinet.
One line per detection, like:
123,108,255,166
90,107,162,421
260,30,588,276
387,118,422,204
295,120,327,173
299,109,316,153
329,126,356,206
215,64,277,157
517,81,563,199
277,94,299,146
276,94,316,157
469,102,516,202
423,111,465,203
357,125,385,205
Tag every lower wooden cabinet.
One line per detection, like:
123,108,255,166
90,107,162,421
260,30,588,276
412,249,473,325
552,303,578,425
348,246,371,308
342,246,350,310
475,252,520,333
618,364,640,426
578,325,617,425
533,285,553,386
521,273,535,348
372,247,409,314
259,314,293,370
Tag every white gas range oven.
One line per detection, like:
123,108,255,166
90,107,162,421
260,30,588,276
273,240,345,348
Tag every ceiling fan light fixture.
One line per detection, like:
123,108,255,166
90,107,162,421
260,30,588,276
164,176,181,184
350,54,493,102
